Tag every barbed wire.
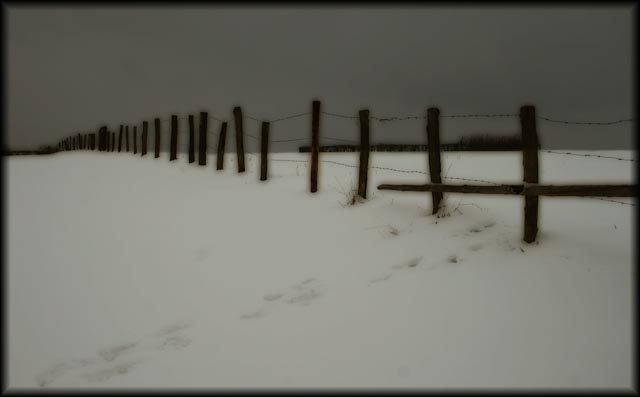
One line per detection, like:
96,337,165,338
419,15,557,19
441,113,518,119
589,197,637,207
537,116,634,126
542,150,635,162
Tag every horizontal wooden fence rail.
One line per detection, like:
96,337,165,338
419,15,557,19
377,183,636,197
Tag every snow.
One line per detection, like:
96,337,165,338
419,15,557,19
6,150,635,390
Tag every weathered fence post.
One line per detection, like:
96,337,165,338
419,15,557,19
358,109,370,199
188,114,195,163
199,112,208,166
170,115,178,161
111,131,115,152
233,107,245,172
426,107,443,214
310,100,321,193
141,121,148,156
216,122,227,170
133,126,138,154
125,126,130,152
154,118,161,158
260,121,270,181
118,125,123,152
99,127,106,151
520,105,539,243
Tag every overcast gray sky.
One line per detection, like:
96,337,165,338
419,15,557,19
7,5,635,151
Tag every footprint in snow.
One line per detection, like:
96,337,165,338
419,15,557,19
157,322,189,337
368,273,392,284
392,256,422,270
81,360,140,383
36,322,192,387
98,342,137,362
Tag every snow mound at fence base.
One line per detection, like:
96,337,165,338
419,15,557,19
7,151,634,390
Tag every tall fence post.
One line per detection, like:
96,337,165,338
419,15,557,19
154,118,161,158
233,107,245,172
126,126,130,152
310,100,321,193
260,121,270,181
426,107,443,214
141,121,148,156
118,125,123,152
199,112,208,166
188,114,195,163
170,115,178,161
520,105,539,243
216,122,227,170
358,109,370,199
133,126,138,154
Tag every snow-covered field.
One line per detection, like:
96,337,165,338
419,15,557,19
6,150,635,390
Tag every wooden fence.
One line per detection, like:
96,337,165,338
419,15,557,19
49,102,636,244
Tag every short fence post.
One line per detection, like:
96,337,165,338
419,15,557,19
426,107,443,214
141,121,148,156
260,121,270,181
216,122,227,170
310,100,321,193
111,131,115,152
154,118,161,158
133,126,138,154
233,107,245,172
199,112,208,166
170,115,178,161
118,125,123,152
520,105,539,243
188,114,195,163
126,126,130,152
358,109,370,199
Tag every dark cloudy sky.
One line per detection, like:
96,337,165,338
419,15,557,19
7,5,634,151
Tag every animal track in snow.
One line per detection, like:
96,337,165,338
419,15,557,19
35,322,192,387
368,273,392,284
98,343,137,362
81,360,140,383
392,256,422,270
241,277,326,319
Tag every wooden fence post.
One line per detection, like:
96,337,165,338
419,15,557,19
118,125,123,152
111,131,115,152
126,126,130,152
142,121,148,156
310,100,321,193
260,121,270,181
426,107,443,214
170,115,178,161
233,107,245,172
520,105,539,243
358,109,370,199
133,126,138,154
154,118,161,158
216,122,227,170
188,114,195,163
77,133,82,150
199,112,208,166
